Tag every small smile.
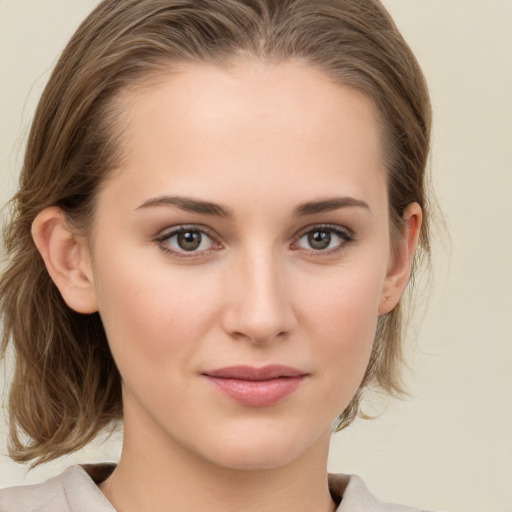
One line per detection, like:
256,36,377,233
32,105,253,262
202,365,309,407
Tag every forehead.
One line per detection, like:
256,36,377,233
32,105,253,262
103,61,386,211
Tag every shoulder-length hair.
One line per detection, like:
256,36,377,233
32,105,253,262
0,0,431,465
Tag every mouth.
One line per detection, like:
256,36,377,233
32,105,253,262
202,365,308,407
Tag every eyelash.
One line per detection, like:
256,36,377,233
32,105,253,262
154,224,354,259
292,224,354,256
154,225,221,259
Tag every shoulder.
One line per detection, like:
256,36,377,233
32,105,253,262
329,474,435,512
0,464,116,512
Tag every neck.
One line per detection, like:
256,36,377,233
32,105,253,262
101,403,336,512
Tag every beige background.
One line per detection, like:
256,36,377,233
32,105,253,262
1,1,511,511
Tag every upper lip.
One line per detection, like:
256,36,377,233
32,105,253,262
204,365,307,381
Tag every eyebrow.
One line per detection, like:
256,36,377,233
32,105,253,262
136,195,369,218
136,196,232,218
294,197,370,216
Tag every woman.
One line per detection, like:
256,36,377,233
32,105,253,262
0,0,432,510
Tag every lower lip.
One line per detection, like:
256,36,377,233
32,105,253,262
205,376,306,407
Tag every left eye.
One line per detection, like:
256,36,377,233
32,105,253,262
160,228,215,253
295,227,352,251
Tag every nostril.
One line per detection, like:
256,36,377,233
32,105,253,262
219,265,297,343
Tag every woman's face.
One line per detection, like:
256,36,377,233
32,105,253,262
86,61,403,470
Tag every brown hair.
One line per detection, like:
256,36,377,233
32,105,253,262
0,0,431,465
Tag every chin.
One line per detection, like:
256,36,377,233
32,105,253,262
193,420,329,472
205,443,302,471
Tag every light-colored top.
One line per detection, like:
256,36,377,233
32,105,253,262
0,464,432,511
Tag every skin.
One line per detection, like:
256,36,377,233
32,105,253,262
33,61,421,512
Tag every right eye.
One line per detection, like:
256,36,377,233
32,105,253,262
156,226,220,257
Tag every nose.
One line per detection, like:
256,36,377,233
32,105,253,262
220,248,297,345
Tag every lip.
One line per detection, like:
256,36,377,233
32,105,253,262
203,365,308,407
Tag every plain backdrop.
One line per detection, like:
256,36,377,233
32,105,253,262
1,1,511,511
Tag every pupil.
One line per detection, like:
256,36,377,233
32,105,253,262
178,231,202,251
308,230,331,250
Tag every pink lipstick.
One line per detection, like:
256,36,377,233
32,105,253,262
203,365,307,407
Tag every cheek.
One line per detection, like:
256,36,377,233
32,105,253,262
298,260,385,399
301,258,384,339
91,248,221,372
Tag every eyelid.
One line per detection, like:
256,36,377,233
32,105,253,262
291,223,355,253
153,222,354,259
154,224,222,258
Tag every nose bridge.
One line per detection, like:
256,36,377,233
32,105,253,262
222,242,295,343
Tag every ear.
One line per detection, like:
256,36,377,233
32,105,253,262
32,207,98,314
378,202,422,316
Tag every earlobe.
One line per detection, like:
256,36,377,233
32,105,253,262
378,203,422,316
32,207,98,314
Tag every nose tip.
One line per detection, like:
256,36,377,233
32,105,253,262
220,254,296,345
229,322,289,345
